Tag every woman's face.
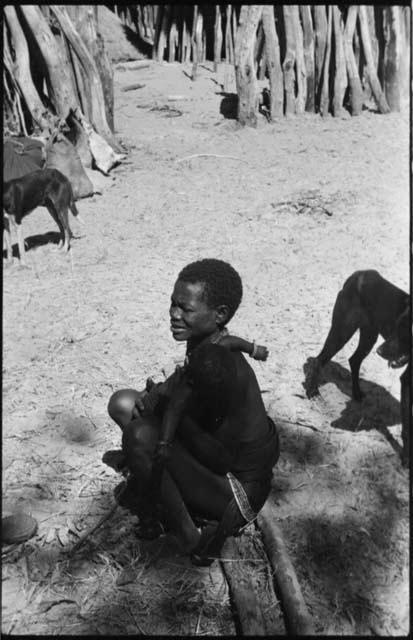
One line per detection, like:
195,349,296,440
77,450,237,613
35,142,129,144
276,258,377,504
169,280,220,343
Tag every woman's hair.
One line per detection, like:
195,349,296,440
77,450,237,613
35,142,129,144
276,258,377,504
178,258,243,322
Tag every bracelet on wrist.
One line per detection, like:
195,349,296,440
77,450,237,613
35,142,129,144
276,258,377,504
250,341,258,359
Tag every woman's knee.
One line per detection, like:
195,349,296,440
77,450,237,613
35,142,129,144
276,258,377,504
107,388,139,429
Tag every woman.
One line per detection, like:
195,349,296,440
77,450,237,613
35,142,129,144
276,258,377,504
106,258,279,564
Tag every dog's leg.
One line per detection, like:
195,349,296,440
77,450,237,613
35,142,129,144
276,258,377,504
3,216,13,262
45,203,67,250
400,364,410,467
10,217,28,266
59,207,72,252
348,325,378,400
304,290,360,398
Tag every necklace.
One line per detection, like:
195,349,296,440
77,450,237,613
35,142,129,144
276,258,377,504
185,327,229,364
210,327,229,344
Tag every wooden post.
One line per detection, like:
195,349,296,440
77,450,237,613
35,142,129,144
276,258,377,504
85,8,115,132
181,16,189,63
292,5,306,114
168,6,178,63
49,5,117,144
258,504,315,636
3,24,29,134
214,5,222,72
332,6,347,116
152,6,163,60
300,6,315,113
201,25,206,63
232,6,238,63
157,5,170,62
358,5,391,113
282,6,296,116
255,22,265,80
234,5,263,127
343,6,363,116
399,7,410,102
191,7,203,80
19,5,79,121
319,5,333,116
262,5,283,118
225,5,234,64
313,6,327,108
366,6,379,70
145,5,155,43
383,6,402,111
3,6,50,130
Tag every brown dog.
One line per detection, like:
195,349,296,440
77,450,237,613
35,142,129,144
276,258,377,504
303,270,410,464
3,168,80,265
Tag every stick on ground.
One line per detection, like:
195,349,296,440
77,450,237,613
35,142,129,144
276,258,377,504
66,502,118,556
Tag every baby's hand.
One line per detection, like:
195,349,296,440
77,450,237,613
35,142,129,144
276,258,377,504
253,344,269,361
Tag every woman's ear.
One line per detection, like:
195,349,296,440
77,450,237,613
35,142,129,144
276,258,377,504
216,304,230,326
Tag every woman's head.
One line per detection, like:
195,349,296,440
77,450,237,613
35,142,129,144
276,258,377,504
170,259,243,343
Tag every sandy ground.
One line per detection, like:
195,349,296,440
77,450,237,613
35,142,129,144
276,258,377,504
2,61,410,635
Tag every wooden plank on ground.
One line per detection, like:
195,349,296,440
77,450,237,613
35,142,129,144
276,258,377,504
220,526,286,636
258,501,315,635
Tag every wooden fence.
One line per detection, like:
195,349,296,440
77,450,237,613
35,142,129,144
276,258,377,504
111,4,410,122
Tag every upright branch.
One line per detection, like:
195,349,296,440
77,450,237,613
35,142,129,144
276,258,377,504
191,5,203,80
157,4,170,62
299,6,315,113
313,6,328,107
383,6,402,111
343,6,363,115
214,5,223,72
332,6,347,116
3,6,50,131
234,5,263,127
319,5,333,116
50,6,119,146
20,5,80,120
358,5,391,113
168,6,178,63
262,5,283,119
225,5,234,64
282,6,297,116
292,6,306,115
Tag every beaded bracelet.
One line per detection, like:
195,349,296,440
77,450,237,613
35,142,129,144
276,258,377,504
250,341,258,359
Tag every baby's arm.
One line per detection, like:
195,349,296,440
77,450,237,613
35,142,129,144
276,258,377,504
219,334,269,361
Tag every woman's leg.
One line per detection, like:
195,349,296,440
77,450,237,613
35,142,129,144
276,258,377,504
121,416,201,550
166,440,233,520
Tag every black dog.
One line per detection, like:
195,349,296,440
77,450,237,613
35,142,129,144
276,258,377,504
303,270,410,464
377,306,411,466
3,168,80,265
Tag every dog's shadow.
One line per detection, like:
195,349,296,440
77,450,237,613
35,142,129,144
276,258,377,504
305,360,403,458
216,92,238,119
3,232,63,259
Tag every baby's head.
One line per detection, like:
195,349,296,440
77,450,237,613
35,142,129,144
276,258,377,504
186,342,236,415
